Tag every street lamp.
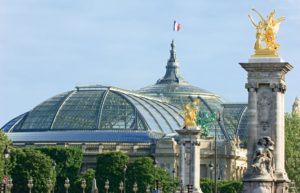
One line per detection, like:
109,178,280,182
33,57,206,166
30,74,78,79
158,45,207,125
119,181,124,193
123,165,127,193
81,179,87,193
27,177,33,193
52,161,56,193
132,182,138,193
172,168,176,193
154,160,158,192
104,179,109,193
6,178,13,193
3,145,9,193
64,178,70,193
146,184,150,193
208,162,214,193
47,178,53,193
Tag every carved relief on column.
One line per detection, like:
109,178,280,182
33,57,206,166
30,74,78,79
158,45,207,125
257,87,273,133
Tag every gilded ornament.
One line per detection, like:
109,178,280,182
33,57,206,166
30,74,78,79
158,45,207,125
248,9,285,57
182,98,200,129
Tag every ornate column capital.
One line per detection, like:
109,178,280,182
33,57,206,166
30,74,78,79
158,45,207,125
245,83,258,92
271,83,286,93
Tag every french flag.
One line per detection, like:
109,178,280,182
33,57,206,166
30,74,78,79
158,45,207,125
173,20,181,32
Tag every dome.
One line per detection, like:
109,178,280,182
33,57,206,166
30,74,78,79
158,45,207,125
137,41,224,111
3,85,183,143
137,41,229,139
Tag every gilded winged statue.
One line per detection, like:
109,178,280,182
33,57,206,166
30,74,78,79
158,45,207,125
248,9,285,56
182,98,200,128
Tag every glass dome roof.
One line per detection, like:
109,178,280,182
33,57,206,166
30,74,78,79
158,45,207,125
3,85,183,135
137,41,229,140
3,41,248,143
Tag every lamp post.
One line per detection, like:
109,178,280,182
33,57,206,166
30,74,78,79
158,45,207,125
64,178,70,193
81,179,87,193
47,178,53,193
132,182,138,193
172,168,176,193
3,145,9,193
146,184,150,193
6,178,13,193
153,160,158,193
52,161,56,193
104,180,109,193
119,181,124,193
123,165,127,193
27,177,33,193
208,162,214,193
213,112,221,193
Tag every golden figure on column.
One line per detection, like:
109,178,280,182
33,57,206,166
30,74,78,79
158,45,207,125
182,98,200,129
248,9,285,57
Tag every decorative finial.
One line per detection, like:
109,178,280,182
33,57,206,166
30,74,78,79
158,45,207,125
248,9,285,57
170,40,177,62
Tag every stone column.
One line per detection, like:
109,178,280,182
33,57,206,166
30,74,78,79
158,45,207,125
240,60,293,193
180,142,186,186
244,83,258,179
176,128,203,193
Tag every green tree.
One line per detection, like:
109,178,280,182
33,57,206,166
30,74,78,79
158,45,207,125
74,169,96,193
127,157,177,193
0,129,11,179
285,112,300,191
9,148,55,193
200,178,242,193
96,151,129,193
37,146,83,193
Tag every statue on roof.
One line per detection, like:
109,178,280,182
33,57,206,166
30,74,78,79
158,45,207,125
248,9,285,57
182,98,200,129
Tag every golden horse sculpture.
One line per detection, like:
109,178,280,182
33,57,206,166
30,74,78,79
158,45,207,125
182,98,200,129
248,9,285,57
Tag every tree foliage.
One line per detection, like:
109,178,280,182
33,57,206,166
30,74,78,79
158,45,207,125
127,157,177,193
285,113,300,191
95,153,176,193
37,146,83,193
96,151,129,193
9,148,55,193
200,178,242,193
0,129,11,179
74,169,96,193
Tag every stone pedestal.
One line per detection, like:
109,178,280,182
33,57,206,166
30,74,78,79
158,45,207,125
176,128,203,193
240,58,293,193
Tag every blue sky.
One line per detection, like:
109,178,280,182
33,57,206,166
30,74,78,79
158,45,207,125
0,0,299,126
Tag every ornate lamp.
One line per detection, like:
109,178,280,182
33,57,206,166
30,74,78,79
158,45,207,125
64,178,70,193
81,179,87,193
6,178,13,193
132,182,138,193
119,181,124,193
47,178,53,193
146,184,151,193
104,180,109,193
27,177,33,193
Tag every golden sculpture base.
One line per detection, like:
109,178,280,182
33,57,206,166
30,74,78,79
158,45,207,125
251,48,279,58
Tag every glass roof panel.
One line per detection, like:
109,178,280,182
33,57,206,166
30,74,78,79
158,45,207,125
19,92,72,130
52,90,104,129
99,91,144,130
122,95,162,133
128,95,173,133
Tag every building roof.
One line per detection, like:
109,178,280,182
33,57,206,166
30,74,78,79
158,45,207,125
3,86,183,138
3,41,248,143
